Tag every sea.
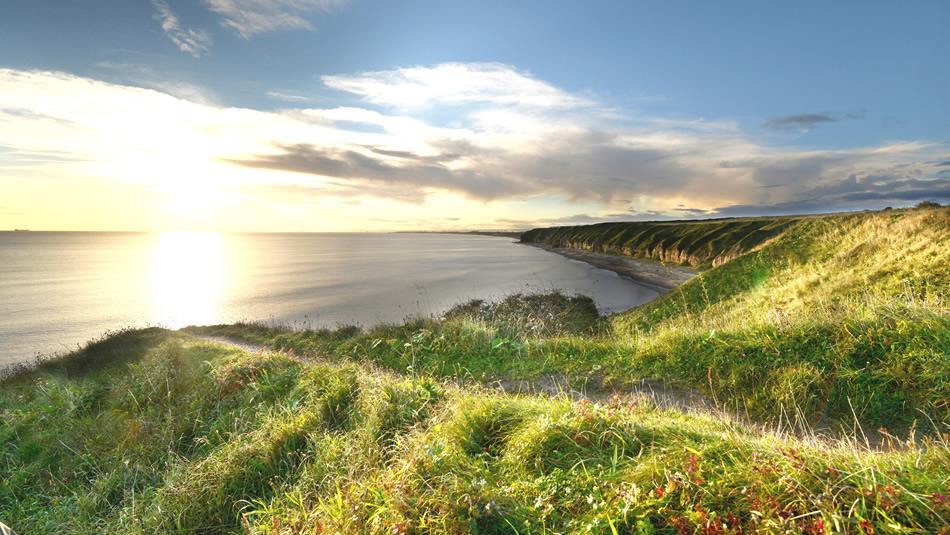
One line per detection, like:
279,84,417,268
0,231,660,366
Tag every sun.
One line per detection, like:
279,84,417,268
159,181,226,218
151,231,226,328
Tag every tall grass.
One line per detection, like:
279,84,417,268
3,336,948,533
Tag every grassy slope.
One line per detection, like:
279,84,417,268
609,207,950,430
2,333,948,533
1,206,948,533
520,216,806,268
197,208,950,431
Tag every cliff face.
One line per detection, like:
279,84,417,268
520,217,803,268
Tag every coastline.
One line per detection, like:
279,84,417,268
524,243,697,291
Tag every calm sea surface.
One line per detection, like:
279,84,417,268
0,232,659,365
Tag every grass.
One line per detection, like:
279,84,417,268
520,215,807,268
1,205,948,533
192,207,949,431
2,335,948,533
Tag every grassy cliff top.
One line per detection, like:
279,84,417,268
521,210,892,268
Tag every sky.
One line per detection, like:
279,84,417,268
1,0,948,231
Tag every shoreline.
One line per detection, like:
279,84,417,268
524,243,697,291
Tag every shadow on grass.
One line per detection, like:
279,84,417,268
1,327,171,382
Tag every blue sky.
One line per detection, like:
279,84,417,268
1,1,948,230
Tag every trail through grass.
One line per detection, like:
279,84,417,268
2,334,948,533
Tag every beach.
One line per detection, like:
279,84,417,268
526,243,697,291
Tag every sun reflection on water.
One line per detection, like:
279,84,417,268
151,231,225,328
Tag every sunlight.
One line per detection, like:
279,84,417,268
151,231,226,328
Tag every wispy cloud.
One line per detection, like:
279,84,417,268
764,111,865,131
93,61,219,104
322,63,593,109
152,0,212,58
267,90,315,103
202,0,346,38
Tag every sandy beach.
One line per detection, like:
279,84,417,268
526,243,697,291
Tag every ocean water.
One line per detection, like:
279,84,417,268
0,232,659,365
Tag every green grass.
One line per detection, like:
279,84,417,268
2,335,948,533
193,208,949,431
2,206,948,533
520,215,807,268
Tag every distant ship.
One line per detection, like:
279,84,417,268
13,229,30,232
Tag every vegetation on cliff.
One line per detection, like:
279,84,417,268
521,216,806,268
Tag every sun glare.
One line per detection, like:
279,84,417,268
151,231,226,328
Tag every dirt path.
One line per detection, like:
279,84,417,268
196,335,714,411
492,374,715,412
198,335,269,355
195,334,903,450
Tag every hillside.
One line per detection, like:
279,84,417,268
521,215,809,268
1,206,948,533
608,207,950,430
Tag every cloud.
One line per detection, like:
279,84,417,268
202,0,346,38
245,181,428,204
764,111,865,131
152,0,212,58
1,66,947,231
322,63,593,109
0,107,75,125
93,61,219,104
229,127,715,204
707,175,949,216
232,144,530,200
267,90,314,103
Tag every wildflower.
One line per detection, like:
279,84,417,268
685,454,701,476
725,513,740,529
859,518,875,534
670,515,692,534
654,486,665,498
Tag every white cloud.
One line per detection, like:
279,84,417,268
267,90,315,103
0,66,946,232
152,0,213,58
93,61,220,104
202,0,347,38
322,63,594,109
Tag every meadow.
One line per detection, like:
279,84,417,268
1,205,948,533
